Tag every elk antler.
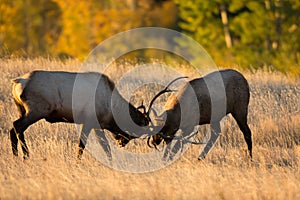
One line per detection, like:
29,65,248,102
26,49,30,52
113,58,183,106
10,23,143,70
137,100,146,114
157,131,206,145
147,135,164,151
146,76,188,119
145,76,188,149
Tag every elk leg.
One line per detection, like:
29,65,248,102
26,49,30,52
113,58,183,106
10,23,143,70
18,132,29,159
235,120,252,159
9,128,18,156
94,129,112,162
78,125,91,159
163,128,193,161
240,123,252,159
163,139,182,161
10,100,26,157
13,114,41,159
232,113,252,159
198,122,221,160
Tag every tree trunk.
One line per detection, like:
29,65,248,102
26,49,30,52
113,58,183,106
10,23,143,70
265,0,272,50
273,0,282,50
220,4,232,48
39,0,46,54
23,0,30,54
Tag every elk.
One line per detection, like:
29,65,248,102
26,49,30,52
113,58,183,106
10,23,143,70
9,71,150,159
147,69,252,160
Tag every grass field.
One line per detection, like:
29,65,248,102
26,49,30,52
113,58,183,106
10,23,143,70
0,58,299,199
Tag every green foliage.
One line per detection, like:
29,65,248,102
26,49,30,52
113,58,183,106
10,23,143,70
175,0,300,74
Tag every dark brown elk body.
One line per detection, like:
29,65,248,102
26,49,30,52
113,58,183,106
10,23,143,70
10,71,149,159
151,69,252,160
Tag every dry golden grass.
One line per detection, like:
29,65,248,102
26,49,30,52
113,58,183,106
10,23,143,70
0,58,299,199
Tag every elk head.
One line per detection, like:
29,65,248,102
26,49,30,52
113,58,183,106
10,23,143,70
141,76,188,149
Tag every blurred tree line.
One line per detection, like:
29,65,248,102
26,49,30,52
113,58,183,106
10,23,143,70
0,0,299,74
176,0,300,74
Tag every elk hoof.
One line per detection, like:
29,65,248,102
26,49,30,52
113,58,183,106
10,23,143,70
23,155,29,160
198,155,206,161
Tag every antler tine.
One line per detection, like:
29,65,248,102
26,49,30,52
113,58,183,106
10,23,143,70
157,131,206,145
147,136,162,150
182,131,207,144
146,76,188,117
137,100,146,114
147,137,153,148
184,140,206,145
164,76,189,90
